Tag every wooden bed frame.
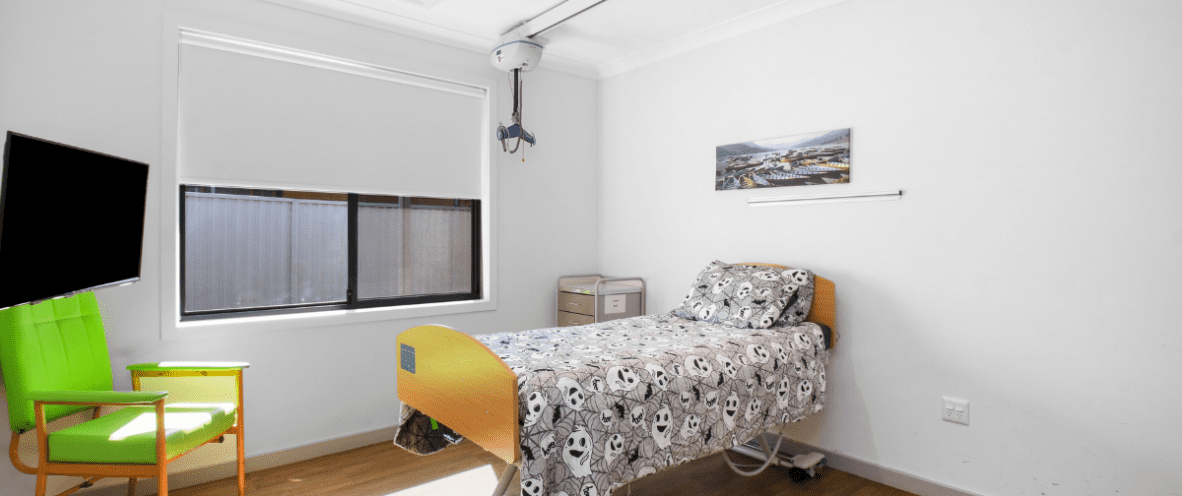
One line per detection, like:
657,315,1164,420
396,267,835,491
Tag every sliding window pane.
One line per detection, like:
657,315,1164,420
183,187,347,313
357,195,403,298
292,195,349,304
357,195,475,299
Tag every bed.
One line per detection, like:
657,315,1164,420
394,263,835,496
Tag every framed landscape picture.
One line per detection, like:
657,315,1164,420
715,128,850,191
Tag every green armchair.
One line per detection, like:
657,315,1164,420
0,293,247,496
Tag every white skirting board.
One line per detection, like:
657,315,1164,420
761,433,982,496
84,425,399,496
78,426,976,496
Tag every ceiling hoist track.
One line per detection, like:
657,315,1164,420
492,0,611,160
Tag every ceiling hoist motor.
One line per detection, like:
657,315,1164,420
491,0,611,161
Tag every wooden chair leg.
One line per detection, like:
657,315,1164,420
236,370,246,496
155,400,168,496
157,468,168,496
35,402,49,496
127,477,137,496
236,433,245,496
35,471,47,496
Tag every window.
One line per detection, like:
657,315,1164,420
180,185,480,320
169,30,493,328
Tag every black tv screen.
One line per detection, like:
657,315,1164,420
0,132,149,309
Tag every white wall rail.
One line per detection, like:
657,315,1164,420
747,189,902,207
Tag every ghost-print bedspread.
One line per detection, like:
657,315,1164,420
400,313,828,496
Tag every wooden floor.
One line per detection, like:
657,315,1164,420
166,440,916,496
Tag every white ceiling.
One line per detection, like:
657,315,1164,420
260,0,849,78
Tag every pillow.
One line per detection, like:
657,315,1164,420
753,265,815,327
672,260,814,329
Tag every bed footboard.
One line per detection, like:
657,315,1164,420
397,324,519,464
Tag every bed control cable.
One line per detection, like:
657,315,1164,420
721,430,786,476
722,423,827,479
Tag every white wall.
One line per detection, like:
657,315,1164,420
599,0,1182,495
0,1,597,495
6,0,1181,495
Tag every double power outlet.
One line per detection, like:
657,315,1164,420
942,396,970,425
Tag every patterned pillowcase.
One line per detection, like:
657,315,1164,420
672,261,815,329
758,265,814,327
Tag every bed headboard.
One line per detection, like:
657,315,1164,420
740,263,836,349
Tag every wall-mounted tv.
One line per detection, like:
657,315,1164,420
0,132,149,309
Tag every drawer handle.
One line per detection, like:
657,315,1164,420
569,302,580,306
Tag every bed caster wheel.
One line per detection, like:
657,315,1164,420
809,463,825,479
787,465,824,482
787,452,826,481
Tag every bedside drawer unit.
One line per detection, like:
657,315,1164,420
597,293,642,320
557,311,595,327
556,275,646,327
558,292,595,315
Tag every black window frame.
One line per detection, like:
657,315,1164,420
179,185,482,321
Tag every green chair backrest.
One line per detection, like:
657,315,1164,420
0,293,114,433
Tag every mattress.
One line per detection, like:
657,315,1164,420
395,313,828,496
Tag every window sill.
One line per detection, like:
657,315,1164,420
163,297,495,339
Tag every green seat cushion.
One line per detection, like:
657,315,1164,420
48,403,236,464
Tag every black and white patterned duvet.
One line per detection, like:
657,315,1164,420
397,313,828,496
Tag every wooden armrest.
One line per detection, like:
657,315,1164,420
29,390,167,406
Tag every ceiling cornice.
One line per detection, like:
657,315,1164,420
259,0,850,81
260,0,600,79
595,0,850,79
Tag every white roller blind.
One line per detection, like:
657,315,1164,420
177,35,485,199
